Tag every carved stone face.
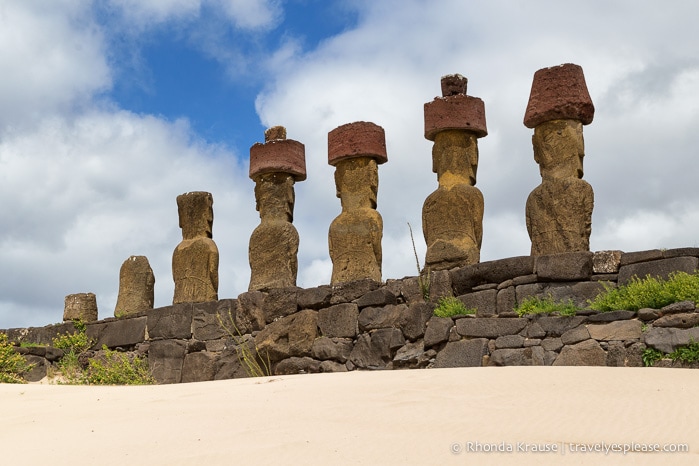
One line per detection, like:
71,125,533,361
254,172,295,222
432,130,478,187
333,157,378,210
177,192,214,239
532,119,584,181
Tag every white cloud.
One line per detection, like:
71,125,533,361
214,0,281,30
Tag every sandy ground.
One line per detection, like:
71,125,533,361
1,366,697,465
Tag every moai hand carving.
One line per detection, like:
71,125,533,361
524,63,595,255
422,74,487,271
248,126,306,291
172,191,219,303
114,255,155,317
328,122,387,285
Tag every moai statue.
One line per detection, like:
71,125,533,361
63,292,98,322
327,121,387,285
114,255,155,317
524,63,595,255
422,74,488,271
248,126,306,291
172,191,219,304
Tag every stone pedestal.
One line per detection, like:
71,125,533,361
114,255,155,317
63,293,98,322
328,122,387,285
172,191,219,304
422,74,487,271
524,64,595,255
248,126,306,291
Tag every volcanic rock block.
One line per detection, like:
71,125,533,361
172,191,219,304
114,255,154,317
328,122,387,285
63,293,98,322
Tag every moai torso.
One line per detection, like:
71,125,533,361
248,127,306,291
114,255,155,317
422,75,487,270
523,64,595,256
172,191,219,303
328,122,387,285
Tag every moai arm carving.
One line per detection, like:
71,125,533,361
524,63,595,256
422,74,487,271
328,122,387,285
248,126,306,291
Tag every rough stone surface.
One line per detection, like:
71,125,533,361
234,291,266,334
451,256,535,295
495,334,525,349
87,316,147,349
433,338,488,368
663,247,699,259
587,320,643,341
349,333,383,369
424,95,487,140
274,357,321,375
638,308,660,321
297,286,332,310
455,317,528,338
262,288,299,323
172,191,219,304
423,316,454,348
496,287,516,315
370,328,405,360
181,351,217,383
114,256,155,317
148,304,194,340
249,130,306,181
20,355,47,382
331,279,380,304
358,304,405,331
617,257,699,285
393,341,428,369
254,310,318,362
490,348,534,366
320,360,349,372
427,270,453,303
620,249,663,266
524,63,594,128
311,337,353,362
536,251,594,281
328,156,383,285
328,121,387,165
318,303,359,338
149,339,186,384
541,337,563,352
587,310,635,322
458,289,497,317
593,250,622,274
560,326,590,346
354,288,397,308
660,300,697,315
553,339,605,366
535,316,587,337
63,293,98,322
399,303,434,340
192,300,233,341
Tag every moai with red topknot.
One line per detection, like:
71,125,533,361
328,122,387,285
248,126,306,291
524,63,595,255
422,74,487,271
172,191,219,303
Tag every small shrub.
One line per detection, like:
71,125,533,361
86,346,154,385
0,333,33,384
589,272,699,312
434,296,475,318
514,295,579,317
642,347,665,367
217,311,271,377
642,341,699,367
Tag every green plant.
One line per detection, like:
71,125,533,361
514,295,579,317
589,271,699,312
434,296,475,318
217,311,271,377
642,347,664,367
86,346,154,385
408,222,430,301
52,321,93,353
642,341,699,367
0,333,34,384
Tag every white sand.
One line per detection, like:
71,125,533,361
1,367,697,465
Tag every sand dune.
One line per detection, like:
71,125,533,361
2,367,697,465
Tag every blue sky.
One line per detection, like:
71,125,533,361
1,0,699,328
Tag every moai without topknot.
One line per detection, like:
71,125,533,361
248,126,306,291
114,255,155,317
172,191,219,304
524,63,595,255
63,292,98,322
328,121,387,285
422,74,487,271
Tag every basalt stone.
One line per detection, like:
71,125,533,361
181,351,217,383
235,291,266,333
423,316,454,348
619,249,663,266
358,304,406,332
371,328,405,360
593,250,622,274
331,279,381,304
663,247,699,259
399,302,434,340
427,270,453,303
149,339,186,384
4,323,73,346
587,320,643,341
541,337,563,352
354,288,397,308
455,317,528,338
489,348,534,366
660,300,696,315
297,285,332,310
458,289,497,317
192,299,234,341
215,339,257,380
311,337,353,362
254,310,318,362
606,341,644,368
87,316,147,349
617,257,699,285
654,313,699,329
553,339,605,366
586,310,635,322
523,338,542,347
637,308,660,321
534,316,587,337
262,287,299,323
525,322,547,339
433,338,488,368
320,360,349,373
496,287,516,315
495,334,525,349
349,333,384,369
535,251,593,281
147,304,193,340
393,341,427,369
560,326,590,346
394,276,427,305
274,357,321,375
451,256,535,295
318,303,359,338
187,339,206,353
512,274,538,286
21,355,47,382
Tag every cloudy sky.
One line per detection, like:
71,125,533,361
1,0,698,329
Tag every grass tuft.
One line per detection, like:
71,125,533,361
514,295,579,317
434,296,475,318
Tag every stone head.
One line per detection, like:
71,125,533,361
177,191,213,239
334,157,378,210
532,119,584,180
254,172,295,222
432,130,479,186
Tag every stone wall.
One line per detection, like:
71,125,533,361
4,248,699,383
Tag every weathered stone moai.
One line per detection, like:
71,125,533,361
328,121,387,285
114,255,155,317
524,63,595,255
63,292,98,322
248,126,306,291
422,74,487,271
172,191,219,304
